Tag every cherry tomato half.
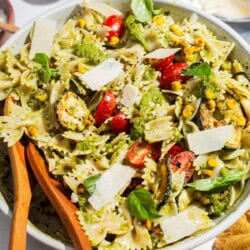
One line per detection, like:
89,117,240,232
154,54,174,72
94,91,116,126
103,15,124,40
110,112,130,134
166,144,184,158
127,141,161,168
169,151,195,183
159,63,189,89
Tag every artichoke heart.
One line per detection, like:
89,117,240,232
56,92,90,131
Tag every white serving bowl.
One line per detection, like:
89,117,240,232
0,1,249,249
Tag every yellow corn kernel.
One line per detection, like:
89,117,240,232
199,194,210,205
77,19,86,28
27,126,37,137
192,46,201,52
222,60,232,71
145,219,152,230
77,64,87,73
203,169,213,177
184,47,194,55
170,24,182,36
233,60,243,73
207,157,218,168
109,36,120,46
180,39,189,47
84,117,94,126
226,99,236,110
238,116,246,127
184,54,195,62
183,104,195,118
194,37,205,48
171,81,182,91
152,15,165,25
207,99,216,110
36,92,48,102
204,89,216,99
171,36,180,45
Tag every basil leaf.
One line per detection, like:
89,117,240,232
186,170,246,192
131,0,153,22
183,62,211,79
34,53,58,83
83,174,101,195
127,188,161,221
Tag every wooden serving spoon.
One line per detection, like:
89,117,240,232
0,22,19,33
26,142,92,250
4,96,34,250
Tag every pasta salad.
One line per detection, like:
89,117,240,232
0,0,249,249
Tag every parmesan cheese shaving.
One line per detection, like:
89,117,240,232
144,48,181,59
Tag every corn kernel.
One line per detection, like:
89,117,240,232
207,157,218,168
194,37,205,48
207,99,216,110
192,46,201,52
180,39,189,47
36,92,48,102
84,117,94,126
77,19,86,28
152,15,165,25
170,24,182,36
77,64,87,73
222,60,232,71
184,47,194,55
238,116,246,127
171,81,182,91
27,126,37,137
226,99,236,109
203,169,213,177
171,36,180,45
145,219,152,230
204,89,216,99
199,194,210,205
183,104,195,118
109,36,120,46
184,54,195,62
233,60,243,73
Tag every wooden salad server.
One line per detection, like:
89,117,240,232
26,142,92,250
4,96,35,250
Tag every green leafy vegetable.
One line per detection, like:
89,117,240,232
127,188,161,221
194,80,219,99
184,62,211,79
83,174,101,195
34,53,58,83
125,15,149,51
208,190,230,216
74,41,108,65
130,0,162,22
186,169,246,192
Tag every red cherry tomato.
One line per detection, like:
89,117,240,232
159,63,189,89
166,144,184,158
110,112,130,134
169,151,195,183
155,54,174,72
94,91,116,126
127,141,161,168
103,15,124,40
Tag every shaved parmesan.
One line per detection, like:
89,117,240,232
120,84,141,107
86,2,124,18
160,205,214,244
144,48,181,59
79,59,124,91
29,19,56,60
88,163,135,210
187,125,234,155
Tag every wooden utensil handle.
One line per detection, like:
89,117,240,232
8,142,32,250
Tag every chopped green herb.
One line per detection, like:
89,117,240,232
83,174,101,195
33,53,58,83
184,62,211,79
127,188,161,221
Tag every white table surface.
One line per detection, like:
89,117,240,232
0,0,249,249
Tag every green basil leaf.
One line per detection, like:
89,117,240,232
83,174,101,195
33,53,58,83
127,188,161,221
186,170,246,192
131,0,153,22
183,62,211,79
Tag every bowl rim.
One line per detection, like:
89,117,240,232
0,0,249,249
